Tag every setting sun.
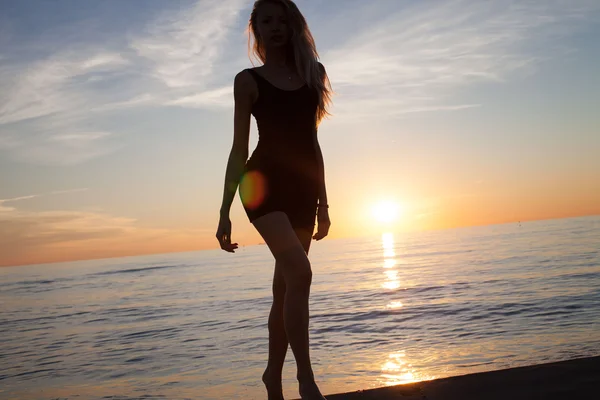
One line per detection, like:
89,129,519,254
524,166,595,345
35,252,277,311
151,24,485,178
372,200,402,224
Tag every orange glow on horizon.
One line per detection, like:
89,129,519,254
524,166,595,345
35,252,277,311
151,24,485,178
2,184,599,267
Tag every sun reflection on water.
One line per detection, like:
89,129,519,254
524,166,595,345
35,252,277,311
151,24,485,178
379,351,436,386
379,233,435,386
382,281,400,290
386,300,403,309
383,247,396,258
384,270,398,280
381,232,399,291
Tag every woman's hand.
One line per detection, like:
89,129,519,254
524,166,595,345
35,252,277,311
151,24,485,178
216,216,239,252
312,207,331,241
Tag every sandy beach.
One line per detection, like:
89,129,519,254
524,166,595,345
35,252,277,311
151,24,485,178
304,356,600,400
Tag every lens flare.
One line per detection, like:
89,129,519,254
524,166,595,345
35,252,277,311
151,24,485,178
239,171,267,210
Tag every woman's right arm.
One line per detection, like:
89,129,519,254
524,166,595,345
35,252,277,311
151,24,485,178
219,70,255,218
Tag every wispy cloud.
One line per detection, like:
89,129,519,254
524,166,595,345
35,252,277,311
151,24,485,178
0,188,213,266
0,52,129,125
322,0,600,121
0,208,132,266
130,0,246,89
0,49,132,164
1,114,122,165
166,85,233,109
1,0,598,164
0,0,247,165
0,205,211,267
0,188,89,213
90,93,157,113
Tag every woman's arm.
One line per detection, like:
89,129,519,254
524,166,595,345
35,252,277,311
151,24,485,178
313,134,328,207
219,71,254,218
312,125,331,241
314,62,329,207
312,62,331,240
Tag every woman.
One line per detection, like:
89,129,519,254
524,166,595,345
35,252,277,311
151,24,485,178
216,1,333,398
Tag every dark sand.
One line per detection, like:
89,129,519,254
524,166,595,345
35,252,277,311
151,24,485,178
299,356,600,400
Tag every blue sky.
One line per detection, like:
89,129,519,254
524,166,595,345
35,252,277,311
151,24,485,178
1,0,599,266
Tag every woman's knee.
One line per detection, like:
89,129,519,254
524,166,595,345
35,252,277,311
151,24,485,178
272,277,286,301
276,248,312,289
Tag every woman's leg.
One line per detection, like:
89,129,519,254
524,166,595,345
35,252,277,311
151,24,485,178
253,212,325,399
262,260,287,400
263,225,314,398
262,226,314,389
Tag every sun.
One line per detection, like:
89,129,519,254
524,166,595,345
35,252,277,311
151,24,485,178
371,200,402,224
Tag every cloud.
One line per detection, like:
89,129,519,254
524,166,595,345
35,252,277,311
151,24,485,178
0,52,130,125
322,0,600,121
90,93,157,113
0,133,21,150
166,85,233,109
130,0,246,89
2,0,598,165
0,189,89,213
0,211,212,267
0,49,132,164
0,195,37,212
0,208,134,266
0,195,212,267
0,0,248,165
1,117,122,165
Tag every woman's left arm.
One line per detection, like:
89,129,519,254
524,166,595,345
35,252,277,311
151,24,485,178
313,134,328,207
312,128,331,240
312,61,331,240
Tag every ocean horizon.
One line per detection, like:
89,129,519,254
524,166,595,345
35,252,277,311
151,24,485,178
1,215,599,399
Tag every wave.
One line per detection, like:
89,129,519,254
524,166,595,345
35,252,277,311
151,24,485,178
90,265,180,276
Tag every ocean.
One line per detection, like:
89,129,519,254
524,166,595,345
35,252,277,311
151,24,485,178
1,215,599,400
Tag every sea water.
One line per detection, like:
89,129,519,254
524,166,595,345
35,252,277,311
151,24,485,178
1,216,599,399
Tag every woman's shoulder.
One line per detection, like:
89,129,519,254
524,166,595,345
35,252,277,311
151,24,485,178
234,69,259,103
235,68,256,82
317,61,327,78
238,66,265,77
234,68,259,90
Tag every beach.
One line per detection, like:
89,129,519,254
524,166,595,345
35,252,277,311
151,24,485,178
314,356,600,399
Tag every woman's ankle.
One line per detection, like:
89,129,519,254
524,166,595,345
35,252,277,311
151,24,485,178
297,371,316,385
264,366,283,381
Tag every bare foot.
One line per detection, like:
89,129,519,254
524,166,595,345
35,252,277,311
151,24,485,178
299,381,327,400
262,368,285,400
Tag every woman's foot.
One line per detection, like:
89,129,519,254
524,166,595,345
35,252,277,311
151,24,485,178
299,380,327,400
262,368,285,400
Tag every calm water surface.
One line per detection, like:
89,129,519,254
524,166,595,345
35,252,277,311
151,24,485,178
1,216,599,399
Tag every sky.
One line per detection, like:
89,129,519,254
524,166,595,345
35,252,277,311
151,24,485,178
1,0,599,267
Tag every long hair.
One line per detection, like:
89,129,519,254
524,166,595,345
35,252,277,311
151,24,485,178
248,0,333,126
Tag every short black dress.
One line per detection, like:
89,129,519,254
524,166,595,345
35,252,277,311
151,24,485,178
239,68,320,231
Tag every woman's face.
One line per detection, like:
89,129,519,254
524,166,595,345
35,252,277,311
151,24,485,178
256,3,290,49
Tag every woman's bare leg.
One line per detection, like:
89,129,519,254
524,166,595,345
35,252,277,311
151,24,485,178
262,261,287,400
262,227,313,399
253,212,325,399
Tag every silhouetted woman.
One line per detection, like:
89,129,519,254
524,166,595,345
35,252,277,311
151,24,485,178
216,1,333,399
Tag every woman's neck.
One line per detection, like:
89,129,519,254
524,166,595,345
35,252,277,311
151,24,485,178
264,46,292,69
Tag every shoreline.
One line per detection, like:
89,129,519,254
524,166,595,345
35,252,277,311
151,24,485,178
302,356,600,399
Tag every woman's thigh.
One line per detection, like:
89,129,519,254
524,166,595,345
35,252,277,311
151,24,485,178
253,211,313,284
295,224,314,254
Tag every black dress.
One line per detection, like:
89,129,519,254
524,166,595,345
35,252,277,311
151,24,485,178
239,68,319,231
